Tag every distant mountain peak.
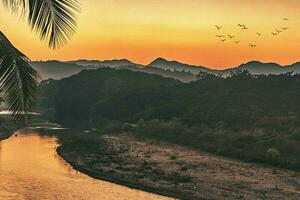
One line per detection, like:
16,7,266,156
149,57,193,68
238,61,283,70
66,58,137,67
148,57,211,75
33,58,300,82
103,58,133,63
149,57,169,65
243,61,264,65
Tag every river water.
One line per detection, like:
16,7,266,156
0,133,171,200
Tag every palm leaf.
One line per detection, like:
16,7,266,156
27,0,80,49
0,31,38,120
1,0,26,13
2,0,80,49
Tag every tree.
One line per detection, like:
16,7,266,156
229,69,253,79
0,0,79,122
196,71,221,80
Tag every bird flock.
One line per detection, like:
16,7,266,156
214,18,290,48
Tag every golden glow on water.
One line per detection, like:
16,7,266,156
0,134,171,200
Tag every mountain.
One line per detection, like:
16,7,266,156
32,59,197,82
287,62,300,73
149,57,211,75
148,58,300,76
71,58,197,81
68,59,137,67
115,65,197,82
32,58,300,82
226,61,299,75
31,61,98,80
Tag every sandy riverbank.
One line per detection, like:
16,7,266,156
57,133,300,200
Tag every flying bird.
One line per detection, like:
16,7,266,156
215,25,222,30
216,35,225,38
282,27,289,31
249,44,256,48
256,32,262,36
227,35,235,39
220,39,226,42
276,29,282,33
237,24,248,30
282,18,289,21
272,32,278,36
234,41,240,44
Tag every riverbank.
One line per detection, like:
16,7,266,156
57,132,300,200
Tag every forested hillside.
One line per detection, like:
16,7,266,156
38,69,300,170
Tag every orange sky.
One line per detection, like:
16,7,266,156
0,0,300,69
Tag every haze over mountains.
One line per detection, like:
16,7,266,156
32,58,300,82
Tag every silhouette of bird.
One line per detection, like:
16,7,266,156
234,41,240,44
249,44,256,48
276,29,282,33
220,39,226,42
282,18,289,21
215,25,222,30
282,27,288,31
237,24,248,30
272,32,278,36
216,35,225,38
227,35,235,39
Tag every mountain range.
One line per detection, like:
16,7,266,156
32,58,300,82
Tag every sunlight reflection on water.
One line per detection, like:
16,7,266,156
0,133,171,200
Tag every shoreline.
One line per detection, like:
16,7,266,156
57,147,191,200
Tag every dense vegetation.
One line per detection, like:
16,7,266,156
38,68,300,170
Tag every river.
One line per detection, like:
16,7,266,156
0,133,172,200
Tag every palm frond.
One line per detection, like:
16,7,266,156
27,0,80,49
1,0,26,13
1,0,80,49
0,31,39,120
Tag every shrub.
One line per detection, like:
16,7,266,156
266,148,280,165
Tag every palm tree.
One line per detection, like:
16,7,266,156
0,0,79,123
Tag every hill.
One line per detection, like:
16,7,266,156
32,60,197,82
37,68,180,124
148,58,300,76
33,58,300,82
68,59,137,67
31,61,98,80
38,69,300,170
148,57,211,75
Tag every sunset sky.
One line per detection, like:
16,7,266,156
0,0,300,69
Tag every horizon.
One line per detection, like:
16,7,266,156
33,57,300,70
1,0,300,70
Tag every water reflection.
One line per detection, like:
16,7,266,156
0,133,171,200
